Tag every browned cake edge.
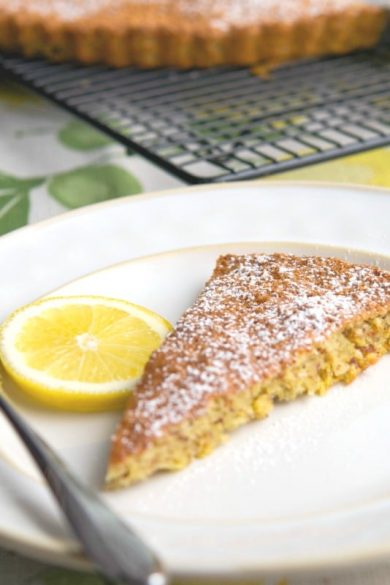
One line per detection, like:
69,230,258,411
0,5,386,68
106,309,390,489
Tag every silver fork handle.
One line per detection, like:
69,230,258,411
0,394,167,585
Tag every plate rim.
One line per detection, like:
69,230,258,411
1,182,390,578
3,239,389,488
1,179,389,247
1,240,390,577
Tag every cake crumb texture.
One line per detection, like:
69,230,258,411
107,254,390,488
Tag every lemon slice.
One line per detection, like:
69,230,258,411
0,296,172,412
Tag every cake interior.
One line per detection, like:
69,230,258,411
107,310,390,488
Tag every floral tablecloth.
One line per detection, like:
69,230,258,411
1,72,390,585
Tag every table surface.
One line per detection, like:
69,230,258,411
1,72,390,585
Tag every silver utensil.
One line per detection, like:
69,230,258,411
0,392,167,585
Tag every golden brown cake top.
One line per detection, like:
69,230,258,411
0,0,378,30
112,254,390,459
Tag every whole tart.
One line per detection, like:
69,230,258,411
0,0,387,68
107,253,390,488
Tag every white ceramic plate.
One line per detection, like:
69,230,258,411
0,182,390,580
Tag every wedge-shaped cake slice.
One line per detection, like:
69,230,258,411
106,254,390,488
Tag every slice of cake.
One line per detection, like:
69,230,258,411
106,254,390,488
0,0,387,68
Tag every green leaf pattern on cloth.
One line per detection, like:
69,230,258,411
0,191,29,235
57,120,114,151
0,173,44,235
0,163,143,232
48,164,142,208
0,73,152,234
0,106,145,232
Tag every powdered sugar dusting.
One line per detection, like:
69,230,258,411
2,0,371,26
115,254,390,452
2,0,116,20
182,0,369,31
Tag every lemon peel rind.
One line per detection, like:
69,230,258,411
0,295,172,411
0,363,130,412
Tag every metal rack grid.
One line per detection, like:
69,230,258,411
1,46,389,183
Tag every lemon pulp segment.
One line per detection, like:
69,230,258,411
0,296,172,411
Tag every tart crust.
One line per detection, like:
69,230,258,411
106,254,390,488
0,1,387,68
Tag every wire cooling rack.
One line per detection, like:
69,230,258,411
1,46,389,183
